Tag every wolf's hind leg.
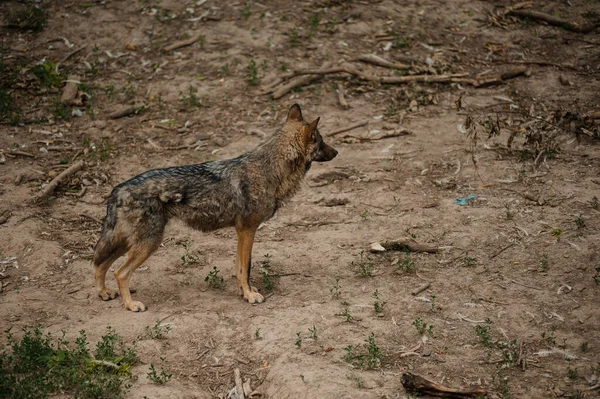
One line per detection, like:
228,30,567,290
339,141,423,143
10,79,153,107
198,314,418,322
95,247,127,300
114,240,160,312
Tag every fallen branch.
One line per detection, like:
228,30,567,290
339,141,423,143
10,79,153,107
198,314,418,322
107,105,145,120
272,74,320,99
411,282,431,296
164,33,204,52
336,82,349,110
401,372,487,398
9,150,35,158
37,161,84,199
507,9,600,33
234,368,245,399
272,63,528,89
371,239,439,253
355,53,411,69
328,119,369,137
60,45,87,64
346,129,411,141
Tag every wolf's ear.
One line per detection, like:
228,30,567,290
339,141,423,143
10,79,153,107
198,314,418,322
303,117,320,142
286,104,303,122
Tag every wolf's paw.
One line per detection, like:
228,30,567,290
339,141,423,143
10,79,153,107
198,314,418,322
125,301,147,312
244,290,264,304
98,288,118,301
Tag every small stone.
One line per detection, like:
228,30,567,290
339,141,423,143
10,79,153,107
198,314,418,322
422,349,432,357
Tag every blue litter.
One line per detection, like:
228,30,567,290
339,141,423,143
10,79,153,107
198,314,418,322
454,194,477,206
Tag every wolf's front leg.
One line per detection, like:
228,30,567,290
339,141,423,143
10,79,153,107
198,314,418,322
235,226,264,304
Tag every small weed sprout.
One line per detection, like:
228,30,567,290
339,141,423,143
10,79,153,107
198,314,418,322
504,203,513,219
246,58,260,86
475,324,493,347
591,196,599,210
594,267,600,285
575,214,585,229
580,342,588,352
353,250,374,277
330,278,341,299
255,328,262,340
240,1,252,20
343,333,381,369
308,325,318,340
567,367,578,379
181,86,202,109
141,321,172,340
551,228,563,241
372,290,387,315
365,332,381,369
259,254,280,291
290,28,298,47
405,228,417,239
463,251,477,267
295,332,302,348
308,12,321,36
180,238,202,266
204,266,224,289
341,302,354,322
412,317,433,336
429,295,437,311
147,357,172,385
537,254,549,272
396,251,415,273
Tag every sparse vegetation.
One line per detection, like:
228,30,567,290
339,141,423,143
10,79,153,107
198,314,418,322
475,324,493,347
353,250,374,277
575,214,585,229
259,253,280,291
463,251,477,267
147,357,172,385
204,266,224,289
8,5,47,31
538,254,549,272
179,238,202,266
591,196,599,210
308,326,317,340
343,333,381,369
0,326,136,398
372,289,387,315
295,332,302,348
396,251,415,273
412,317,433,336
247,58,260,86
140,321,172,340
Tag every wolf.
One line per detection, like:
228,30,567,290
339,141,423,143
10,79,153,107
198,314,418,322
92,104,338,311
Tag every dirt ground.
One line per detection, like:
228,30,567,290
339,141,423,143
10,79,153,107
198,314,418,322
1,0,600,398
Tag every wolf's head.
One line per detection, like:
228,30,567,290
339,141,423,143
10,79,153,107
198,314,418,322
284,104,338,169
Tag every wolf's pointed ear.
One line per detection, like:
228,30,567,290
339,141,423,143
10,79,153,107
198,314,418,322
286,104,303,122
307,117,320,131
303,117,320,142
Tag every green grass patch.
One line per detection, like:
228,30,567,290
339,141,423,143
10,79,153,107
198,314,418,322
0,326,137,399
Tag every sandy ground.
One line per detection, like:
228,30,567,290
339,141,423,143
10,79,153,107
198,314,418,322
1,0,599,398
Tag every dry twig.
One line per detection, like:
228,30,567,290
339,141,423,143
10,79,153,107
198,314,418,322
507,9,600,33
401,372,487,398
164,33,204,52
37,161,84,199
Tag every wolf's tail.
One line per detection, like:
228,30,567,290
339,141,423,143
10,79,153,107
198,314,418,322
92,188,121,266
